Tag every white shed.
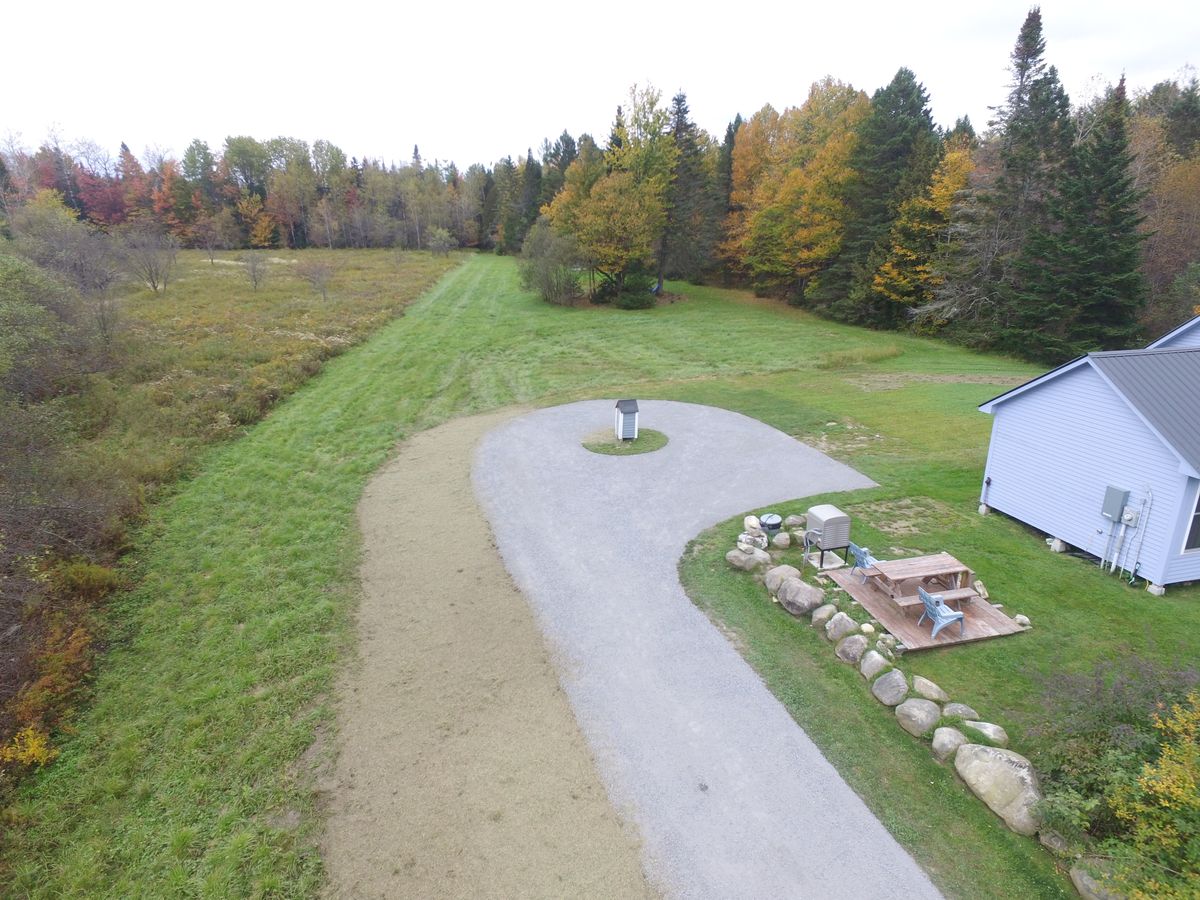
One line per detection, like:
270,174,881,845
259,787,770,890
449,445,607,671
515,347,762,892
614,399,639,440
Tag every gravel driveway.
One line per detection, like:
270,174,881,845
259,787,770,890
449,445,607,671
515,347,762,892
473,400,942,899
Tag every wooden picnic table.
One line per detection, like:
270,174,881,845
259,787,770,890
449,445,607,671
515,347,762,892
870,552,976,609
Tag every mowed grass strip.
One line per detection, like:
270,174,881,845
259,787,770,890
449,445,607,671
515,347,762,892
9,253,1167,897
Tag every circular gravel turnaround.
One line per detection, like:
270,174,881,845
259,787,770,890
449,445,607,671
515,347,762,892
474,399,943,900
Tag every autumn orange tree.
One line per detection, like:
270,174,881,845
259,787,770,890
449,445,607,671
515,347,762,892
722,80,869,299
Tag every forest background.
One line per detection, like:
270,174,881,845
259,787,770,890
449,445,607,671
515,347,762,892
1,4,1199,841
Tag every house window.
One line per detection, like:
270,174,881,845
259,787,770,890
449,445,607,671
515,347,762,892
1188,489,1200,552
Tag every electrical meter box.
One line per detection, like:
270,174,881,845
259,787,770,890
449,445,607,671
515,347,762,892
1102,486,1130,521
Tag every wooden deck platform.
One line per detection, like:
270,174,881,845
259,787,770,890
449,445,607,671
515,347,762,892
826,568,1025,652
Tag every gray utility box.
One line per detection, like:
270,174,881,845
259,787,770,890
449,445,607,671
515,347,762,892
806,504,851,550
1102,486,1130,522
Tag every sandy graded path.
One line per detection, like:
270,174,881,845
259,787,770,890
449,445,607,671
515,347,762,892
323,409,654,899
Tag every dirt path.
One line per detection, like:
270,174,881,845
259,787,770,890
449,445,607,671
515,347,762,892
322,410,653,899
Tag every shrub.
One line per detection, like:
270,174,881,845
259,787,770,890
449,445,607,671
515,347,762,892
426,226,455,256
49,561,121,605
1110,692,1200,899
614,271,656,309
1030,659,1199,841
520,218,581,305
0,727,58,769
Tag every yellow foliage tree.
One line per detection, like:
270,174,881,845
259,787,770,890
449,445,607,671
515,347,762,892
872,144,973,313
236,193,277,249
1110,692,1200,899
721,80,869,295
560,171,663,294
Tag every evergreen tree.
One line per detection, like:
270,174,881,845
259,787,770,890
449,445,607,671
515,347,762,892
818,67,940,326
1014,79,1146,360
929,8,1074,351
1166,78,1200,157
606,106,626,159
658,92,721,286
518,150,543,239
717,115,742,213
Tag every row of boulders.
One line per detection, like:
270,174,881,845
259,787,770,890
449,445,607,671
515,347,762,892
728,545,1056,854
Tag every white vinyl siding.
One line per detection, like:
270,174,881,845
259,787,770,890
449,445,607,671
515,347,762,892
983,364,1190,585
1150,320,1200,350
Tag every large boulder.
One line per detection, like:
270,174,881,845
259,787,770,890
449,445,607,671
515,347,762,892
764,565,801,595
1069,859,1122,900
778,578,825,617
835,634,869,664
912,675,949,703
726,547,771,572
824,611,858,643
964,720,1010,747
896,698,941,737
871,669,909,706
810,604,838,629
931,727,967,763
954,745,1042,836
943,702,979,720
1038,830,1071,857
859,650,890,680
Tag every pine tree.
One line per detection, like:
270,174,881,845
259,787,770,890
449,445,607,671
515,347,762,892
717,115,742,213
606,106,627,159
658,92,722,286
818,67,940,326
929,8,1074,351
1014,79,1146,360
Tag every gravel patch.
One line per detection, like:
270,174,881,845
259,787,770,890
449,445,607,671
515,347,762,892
474,399,941,899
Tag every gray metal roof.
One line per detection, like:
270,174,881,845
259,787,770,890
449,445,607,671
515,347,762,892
1089,348,1200,473
616,399,639,413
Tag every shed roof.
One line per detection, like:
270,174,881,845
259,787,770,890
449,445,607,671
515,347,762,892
616,399,639,413
1146,314,1200,349
979,347,1200,476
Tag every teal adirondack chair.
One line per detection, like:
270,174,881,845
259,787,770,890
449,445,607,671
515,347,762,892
918,586,965,639
848,541,880,583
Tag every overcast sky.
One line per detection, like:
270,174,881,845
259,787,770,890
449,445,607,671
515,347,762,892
6,1,1197,171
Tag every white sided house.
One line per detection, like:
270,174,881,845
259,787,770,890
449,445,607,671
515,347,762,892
1147,313,1200,350
978,333,1200,595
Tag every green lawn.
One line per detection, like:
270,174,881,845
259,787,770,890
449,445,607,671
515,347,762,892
6,253,1194,897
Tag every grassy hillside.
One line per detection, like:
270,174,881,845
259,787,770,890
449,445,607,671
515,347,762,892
7,253,1189,897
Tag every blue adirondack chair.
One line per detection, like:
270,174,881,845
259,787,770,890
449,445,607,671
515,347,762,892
918,586,965,639
848,541,880,583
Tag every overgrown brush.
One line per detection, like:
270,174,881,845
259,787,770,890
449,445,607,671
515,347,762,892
0,248,457,799
1030,659,1199,845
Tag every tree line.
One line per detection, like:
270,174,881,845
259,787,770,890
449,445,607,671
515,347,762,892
2,7,1198,347
523,9,1199,360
